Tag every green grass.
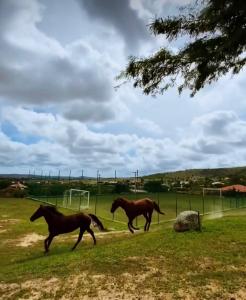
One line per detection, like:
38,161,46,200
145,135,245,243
0,198,245,299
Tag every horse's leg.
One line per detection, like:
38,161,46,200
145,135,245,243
147,212,152,231
129,217,139,230
143,213,149,231
72,228,85,250
127,220,134,233
45,234,54,252
44,236,49,252
87,227,96,245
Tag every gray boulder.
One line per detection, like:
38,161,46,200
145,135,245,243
174,211,201,232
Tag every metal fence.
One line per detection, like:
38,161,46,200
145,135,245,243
28,192,246,226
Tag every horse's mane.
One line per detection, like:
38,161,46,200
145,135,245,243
45,205,64,216
115,197,127,202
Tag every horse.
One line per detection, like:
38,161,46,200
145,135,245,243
30,205,105,252
110,197,165,233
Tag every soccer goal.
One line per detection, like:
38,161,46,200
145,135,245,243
202,188,222,197
63,189,90,210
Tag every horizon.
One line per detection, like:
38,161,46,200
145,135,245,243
1,164,246,180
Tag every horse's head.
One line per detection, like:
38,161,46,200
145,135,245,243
111,197,124,213
30,205,44,222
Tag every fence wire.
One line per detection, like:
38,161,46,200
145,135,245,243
29,192,246,226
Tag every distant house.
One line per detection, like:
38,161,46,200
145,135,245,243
212,181,224,187
10,181,27,190
221,184,246,193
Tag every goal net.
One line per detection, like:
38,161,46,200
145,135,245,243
63,189,90,210
202,188,222,197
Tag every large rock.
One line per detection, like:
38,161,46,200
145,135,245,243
173,211,201,232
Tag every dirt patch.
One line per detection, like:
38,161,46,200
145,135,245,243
195,256,221,271
16,233,45,247
1,271,246,300
0,219,20,234
0,283,20,300
228,287,246,300
57,230,131,243
0,268,166,300
0,219,20,226
0,278,60,300
177,281,246,300
4,230,133,249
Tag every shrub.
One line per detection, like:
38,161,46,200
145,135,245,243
112,183,130,194
0,180,12,190
144,181,168,193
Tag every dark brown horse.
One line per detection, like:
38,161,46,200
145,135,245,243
30,205,105,252
110,197,165,233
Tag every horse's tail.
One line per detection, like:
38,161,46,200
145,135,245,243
153,201,165,215
88,214,106,232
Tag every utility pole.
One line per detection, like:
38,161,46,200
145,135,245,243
96,170,99,183
132,170,138,227
68,169,71,184
132,171,137,193
97,170,100,194
136,169,139,189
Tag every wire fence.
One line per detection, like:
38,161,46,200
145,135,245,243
28,192,246,226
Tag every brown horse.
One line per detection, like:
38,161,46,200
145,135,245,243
111,197,165,233
30,205,105,252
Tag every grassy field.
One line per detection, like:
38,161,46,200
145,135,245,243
0,197,245,299
31,192,246,226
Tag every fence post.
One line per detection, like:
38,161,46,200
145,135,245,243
79,195,82,211
157,192,160,224
135,192,138,227
175,193,178,217
202,194,205,215
95,194,98,215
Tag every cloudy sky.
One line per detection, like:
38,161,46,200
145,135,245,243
0,0,246,178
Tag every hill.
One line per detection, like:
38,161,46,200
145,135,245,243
145,166,246,180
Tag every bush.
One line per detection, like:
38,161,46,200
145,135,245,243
144,181,168,193
13,189,28,198
0,180,12,190
112,183,130,194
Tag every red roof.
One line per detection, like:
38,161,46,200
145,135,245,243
221,184,246,192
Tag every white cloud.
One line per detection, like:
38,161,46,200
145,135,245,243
135,118,163,135
1,106,246,176
182,110,246,160
0,0,246,176
0,0,120,124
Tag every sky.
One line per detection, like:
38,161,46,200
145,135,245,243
0,0,246,178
